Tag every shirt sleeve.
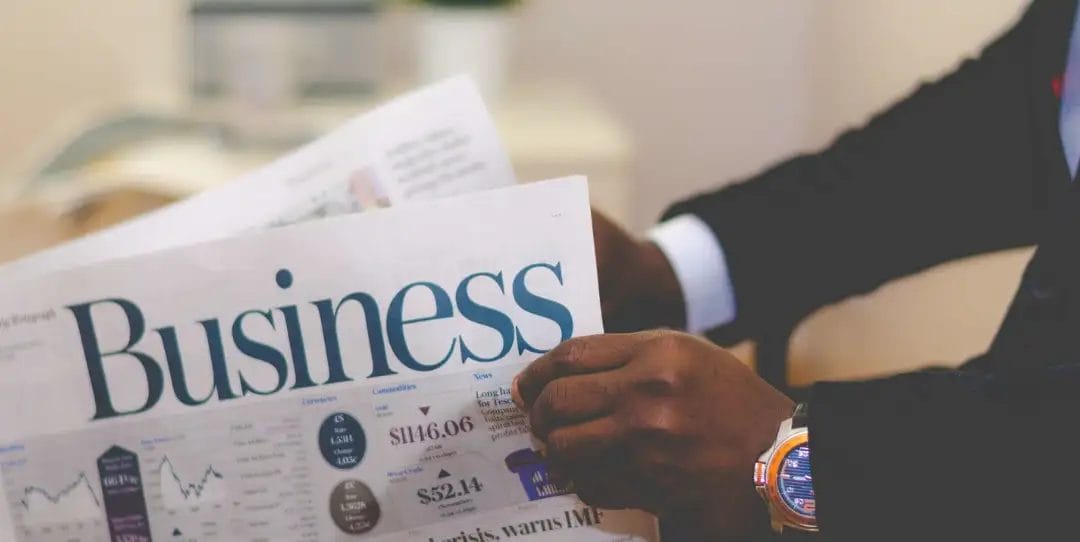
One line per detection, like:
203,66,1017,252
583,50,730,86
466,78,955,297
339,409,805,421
647,214,737,334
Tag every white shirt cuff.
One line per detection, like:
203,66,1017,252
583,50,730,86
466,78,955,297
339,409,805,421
647,214,737,334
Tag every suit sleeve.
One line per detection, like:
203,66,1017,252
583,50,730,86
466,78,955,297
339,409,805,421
809,365,1080,540
663,4,1051,342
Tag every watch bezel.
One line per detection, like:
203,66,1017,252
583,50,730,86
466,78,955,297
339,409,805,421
764,430,817,531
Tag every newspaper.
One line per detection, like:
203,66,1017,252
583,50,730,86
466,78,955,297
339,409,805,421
0,178,659,541
0,76,516,284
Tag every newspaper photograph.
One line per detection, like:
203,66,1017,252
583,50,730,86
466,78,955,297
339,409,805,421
0,178,659,541
0,76,515,284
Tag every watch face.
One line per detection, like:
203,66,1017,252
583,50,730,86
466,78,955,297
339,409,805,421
778,443,815,518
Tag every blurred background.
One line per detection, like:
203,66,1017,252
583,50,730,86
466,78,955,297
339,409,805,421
0,0,1035,383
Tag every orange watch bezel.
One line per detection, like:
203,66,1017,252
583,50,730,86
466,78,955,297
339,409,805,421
765,431,817,530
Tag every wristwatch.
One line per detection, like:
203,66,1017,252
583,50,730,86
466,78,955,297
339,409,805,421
754,403,818,534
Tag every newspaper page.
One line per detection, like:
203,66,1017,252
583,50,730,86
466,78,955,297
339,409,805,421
0,178,659,542
0,76,515,284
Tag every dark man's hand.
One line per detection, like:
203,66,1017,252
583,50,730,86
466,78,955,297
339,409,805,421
592,211,685,332
513,330,795,539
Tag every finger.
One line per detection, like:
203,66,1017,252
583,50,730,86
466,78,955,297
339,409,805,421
556,443,653,510
514,332,652,409
544,416,622,467
570,459,642,510
529,372,623,439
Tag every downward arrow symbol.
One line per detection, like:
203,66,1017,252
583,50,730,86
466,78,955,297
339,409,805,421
419,406,431,415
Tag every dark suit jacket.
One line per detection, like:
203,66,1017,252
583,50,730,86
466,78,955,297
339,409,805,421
664,1,1080,539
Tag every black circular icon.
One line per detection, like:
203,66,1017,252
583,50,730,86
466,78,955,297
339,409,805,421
330,479,381,535
319,412,367,470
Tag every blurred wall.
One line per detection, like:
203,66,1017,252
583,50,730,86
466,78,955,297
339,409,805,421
514,0,1030,230
807,0,1030,145
0,0,1032,222
0,1,185,182
513,1,815,231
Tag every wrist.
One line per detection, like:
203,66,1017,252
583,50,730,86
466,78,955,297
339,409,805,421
636,241,687,330
646,214,737,333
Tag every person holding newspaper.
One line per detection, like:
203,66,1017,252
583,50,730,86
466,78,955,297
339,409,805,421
515,2,1080,540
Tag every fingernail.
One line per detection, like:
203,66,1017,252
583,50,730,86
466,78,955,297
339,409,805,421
511,375,524,409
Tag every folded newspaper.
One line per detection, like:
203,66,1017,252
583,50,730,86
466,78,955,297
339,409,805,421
0,81,659,542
